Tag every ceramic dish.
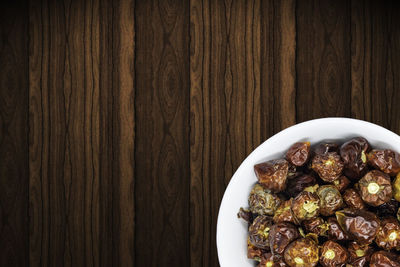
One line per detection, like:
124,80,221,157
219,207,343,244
216,117,400,267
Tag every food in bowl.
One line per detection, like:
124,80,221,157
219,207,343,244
238,137,400,267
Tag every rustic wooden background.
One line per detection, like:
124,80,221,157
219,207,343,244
1,0,400,266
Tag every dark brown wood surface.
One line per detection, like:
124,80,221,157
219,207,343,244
0,1,29,266
1,0,400,266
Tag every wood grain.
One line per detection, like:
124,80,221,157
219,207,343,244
190,0,212,266
189,0,294,266
190,0,295,266
351,0,372,121
260,0,296,137
369,1,400,133
0,1,28,266
112,0,135,265
351,0,400,133
1,1,400,266
296,0,351,121
260,0,275,138
192,0,264,265
29,0,114,265
274,0,296,130
98,0,114,265
135,0,190,266
29,0,50,264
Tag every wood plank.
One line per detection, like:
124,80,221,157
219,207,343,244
98,0,114,266
189,0,296,265
135,0,190,265
260,0,296,136
189,0,269,265
369,1,400,132
0,1,29,266
260,0,275,137
208,0,262,265
296,0,351,121
112,0,135,265
385,2,400,133
29,2,66,265
189,1,212,265
350,0,372,121
275,0,296,130
29,0,113,265
29,0,50,264
351,0,400,132
83,0,101,265
19,1,400,266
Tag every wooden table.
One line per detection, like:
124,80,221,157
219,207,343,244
1,0,400,266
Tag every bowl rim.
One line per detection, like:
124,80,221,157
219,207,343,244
216,117,400,266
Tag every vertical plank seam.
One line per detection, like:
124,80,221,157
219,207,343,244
384,4,388,125
369,0,373,123
133,0,137,265
364,0,369,119
260,0,263,134
251,0,256,147
66,1,73,261
111,1,114,265
90,0,95,264
201,1,207,266
270,0,276,131
46,0,51,264
388,2,395,126
293,0,297,124
244,0,248,151
386,3,390,125
188,0,192,265
272,0,276,132
294,0,298,124
364,0,369,120
98,1,103,265
202,0,206,261
349,0,352,115
83,1,88,263
27,0,31,264
208,0,212,264
39,0,45,265
201,92,205,262
361,0,366,119
383,4,388,126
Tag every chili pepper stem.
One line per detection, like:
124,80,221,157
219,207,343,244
324,249,335,260
367,182,380,194
388,231,397,241
294,257,304,264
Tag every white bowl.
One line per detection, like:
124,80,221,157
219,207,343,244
216,117,400,267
